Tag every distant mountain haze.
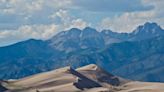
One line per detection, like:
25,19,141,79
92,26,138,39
0,22,164,83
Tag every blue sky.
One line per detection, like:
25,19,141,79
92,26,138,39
0,0,164,46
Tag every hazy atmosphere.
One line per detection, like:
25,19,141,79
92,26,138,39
0,0,164,46
0,0,164,92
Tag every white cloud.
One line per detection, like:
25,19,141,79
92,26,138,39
100,12,154,33
49,9,88,30
67,18,88,30
56,9,72,23
0,0,164,46
0,9,89,46
0,24,59,46
0,0,42,14
0,0,72,15
100,0,164,33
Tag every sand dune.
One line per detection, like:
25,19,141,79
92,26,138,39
0,64,164,92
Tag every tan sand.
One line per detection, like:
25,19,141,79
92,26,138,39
1,64,164,92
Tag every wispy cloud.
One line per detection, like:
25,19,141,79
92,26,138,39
99,0,164,32
0,24,58,46
0,0,164,46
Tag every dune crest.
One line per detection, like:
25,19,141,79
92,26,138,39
0,64,164,92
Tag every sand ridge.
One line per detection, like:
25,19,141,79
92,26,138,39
0,64,164,92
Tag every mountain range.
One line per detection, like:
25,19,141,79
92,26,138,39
0,22,164,82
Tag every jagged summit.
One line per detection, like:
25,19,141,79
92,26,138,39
144,22,159,27
83,27,96,30
128,22,164,41
132,22,163,34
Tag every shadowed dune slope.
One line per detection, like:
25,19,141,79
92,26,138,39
0,64,164,92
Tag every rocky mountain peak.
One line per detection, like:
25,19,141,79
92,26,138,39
133,22,163,35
